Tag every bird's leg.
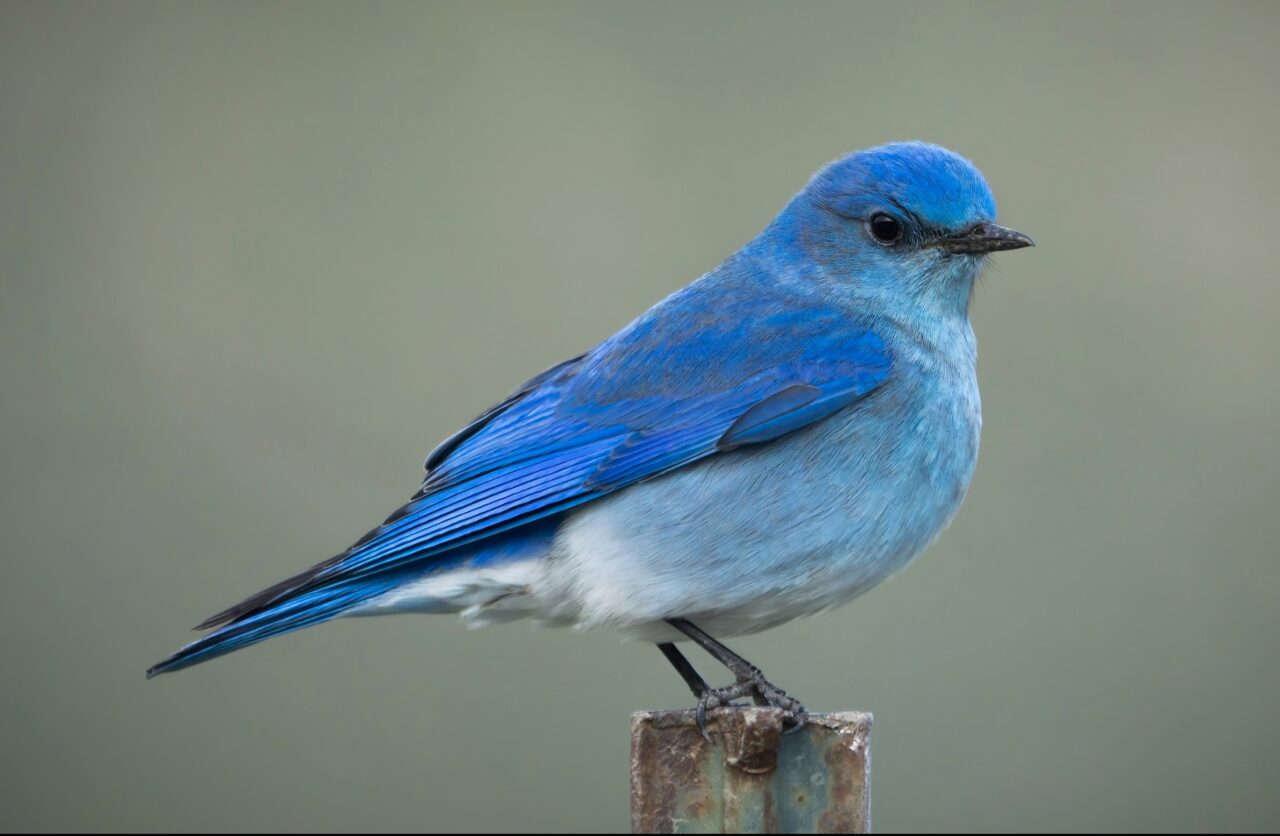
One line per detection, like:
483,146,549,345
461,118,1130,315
657,642,711,699
666,618,808,738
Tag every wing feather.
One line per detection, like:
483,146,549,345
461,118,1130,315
202,286,892,628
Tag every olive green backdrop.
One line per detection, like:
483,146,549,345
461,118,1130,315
3,1,1278,831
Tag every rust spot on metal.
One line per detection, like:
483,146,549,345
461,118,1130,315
761,780,779,834
631,708,871,833
816,715,871,833
718,707,783,774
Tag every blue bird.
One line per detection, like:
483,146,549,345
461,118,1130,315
148,141,1032,731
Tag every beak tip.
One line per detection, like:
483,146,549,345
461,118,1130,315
937,222,1035,254
986,222,1035,252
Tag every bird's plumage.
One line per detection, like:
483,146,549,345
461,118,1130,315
149,141,1028,678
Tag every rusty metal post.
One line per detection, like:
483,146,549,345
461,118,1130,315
630,708,872,833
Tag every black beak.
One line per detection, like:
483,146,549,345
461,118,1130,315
936,222,1035,254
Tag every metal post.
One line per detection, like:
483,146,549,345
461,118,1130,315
630,708,872,834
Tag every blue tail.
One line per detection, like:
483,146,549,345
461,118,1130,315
146,570,415,678
147,515,565,678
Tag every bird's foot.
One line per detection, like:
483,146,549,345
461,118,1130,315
694,668,808,740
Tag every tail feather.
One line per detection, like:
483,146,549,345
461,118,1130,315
149,515,565,678
147,571,409,678
192,495,436,631
192,553,345,631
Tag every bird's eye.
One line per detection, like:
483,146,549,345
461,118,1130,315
868,213,902,245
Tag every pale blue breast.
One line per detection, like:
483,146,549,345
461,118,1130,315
538,320,982,640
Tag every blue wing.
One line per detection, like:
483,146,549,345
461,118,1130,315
150,276,892,676
314,327,890,587
361,367,879,576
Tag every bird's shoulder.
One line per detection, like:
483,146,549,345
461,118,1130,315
423,254,892,481
565,256,888,408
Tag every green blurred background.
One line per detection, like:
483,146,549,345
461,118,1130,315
3,1,1278,831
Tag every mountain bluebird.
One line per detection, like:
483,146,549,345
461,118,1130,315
149,141,1032,732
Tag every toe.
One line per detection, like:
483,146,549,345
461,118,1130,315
695,702,712,741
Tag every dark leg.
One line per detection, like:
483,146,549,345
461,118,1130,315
657,642,710,699
666,618,808,737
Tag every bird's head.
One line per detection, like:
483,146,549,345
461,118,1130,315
768,141,1032,316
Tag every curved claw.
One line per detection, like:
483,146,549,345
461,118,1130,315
781,706,810,734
